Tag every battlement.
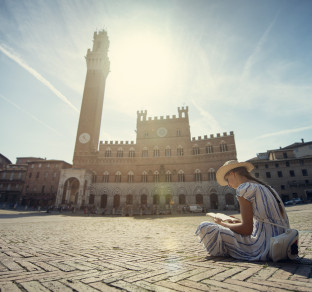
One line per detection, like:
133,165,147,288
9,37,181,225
137,106,189,122
100,140,135,145
191,131,234,141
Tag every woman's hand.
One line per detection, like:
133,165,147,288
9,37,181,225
226,216,241,223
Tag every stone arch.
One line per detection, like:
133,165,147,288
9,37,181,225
196,194,203,205
179,194,186,205
141,194,147,205
210,193,218,209
126,194,133,205
101,194,108,208
62,177,80,205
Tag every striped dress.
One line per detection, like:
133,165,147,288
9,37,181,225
196,182,289,261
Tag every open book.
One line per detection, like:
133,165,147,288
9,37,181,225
206,212,235,222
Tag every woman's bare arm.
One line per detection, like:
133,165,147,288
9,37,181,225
214,196,253,235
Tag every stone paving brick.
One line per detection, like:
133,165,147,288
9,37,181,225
123,269,168,283
187,268,226,281
157,279,203,292
271,265,297,280
248,278,312,292
224,278,285,292
89,281,124,291
133,280,175,292
209,267,242,281
0,204,311,291
167,267,208,282
14,259,42,272
40,280,74,292
0,259,23,271
112,280,151,291
177,279,221,291
60,279,100,292
249,266,280,280
29,261,59,272
0,281,22,292
230,266,263,281
19,281,50,292
201,279,256,292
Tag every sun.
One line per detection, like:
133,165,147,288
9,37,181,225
108,30,179,101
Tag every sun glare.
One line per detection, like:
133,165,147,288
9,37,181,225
109,31,178,100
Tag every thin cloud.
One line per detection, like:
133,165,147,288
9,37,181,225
256,125,312,139
242,13,279,79
0,44,79,113
0,93,62,136
191,99,222,132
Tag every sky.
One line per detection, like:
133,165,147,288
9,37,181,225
0,0,311,165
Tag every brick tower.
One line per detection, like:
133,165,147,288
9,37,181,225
73,30,110,164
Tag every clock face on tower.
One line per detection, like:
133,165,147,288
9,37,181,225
79,133,90,144
156,127,168,137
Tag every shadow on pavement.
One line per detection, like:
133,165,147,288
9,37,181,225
204,255,312,277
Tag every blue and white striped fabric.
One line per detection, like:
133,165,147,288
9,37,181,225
195,182,289,261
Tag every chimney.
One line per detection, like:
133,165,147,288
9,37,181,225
301,138,304,143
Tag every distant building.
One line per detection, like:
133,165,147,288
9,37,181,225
248,139,312,202
0,154,12,170
0,157,44,206
21,159,72,208
55,30,237,215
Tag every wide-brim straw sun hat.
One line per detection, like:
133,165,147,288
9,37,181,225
216,160,254,186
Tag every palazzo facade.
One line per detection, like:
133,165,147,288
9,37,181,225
55,30,237,215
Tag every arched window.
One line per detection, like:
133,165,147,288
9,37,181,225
165,146,171,157
166,170,172,182
101,194,107,208
210,193,218,209
129,147,135,157
178,170,185,182
89,194,95,204
105,147,112,157
153,146,160,157
103,171,109,182
196,194,203,205
177,145,184,156
194,169,202,182
141,194,147,205
141,171,148,183
117,147,123,157
193,144,200,155
208,168,216,181
126,194,133,205
154,171,159,183
165,194,172,205
220,141,228,152
115,171,121,183
179,194,186,205
113,194,120,208
206,143,213,154
153,194,160,205
142,147,148,157
127,171,134,183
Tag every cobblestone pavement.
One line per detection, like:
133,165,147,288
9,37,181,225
0,204,311,292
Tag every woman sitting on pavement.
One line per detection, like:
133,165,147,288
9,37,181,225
196,160,290,261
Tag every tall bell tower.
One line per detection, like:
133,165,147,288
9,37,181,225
73,30,110,164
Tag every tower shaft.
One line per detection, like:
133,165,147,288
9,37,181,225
73,31,110,164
